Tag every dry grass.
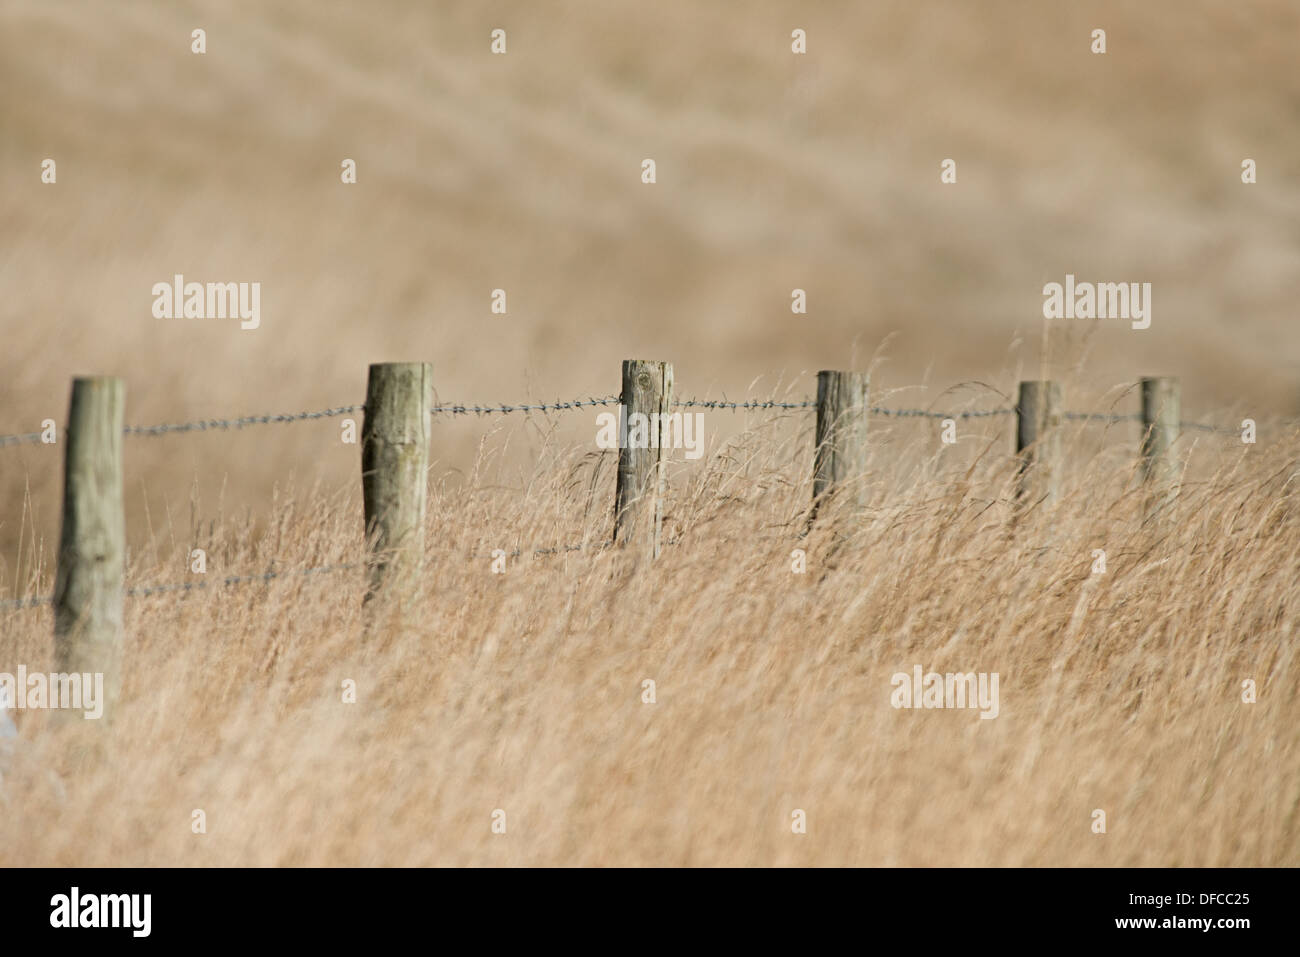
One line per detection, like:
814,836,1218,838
2,412,1297,866
1,0,1298,866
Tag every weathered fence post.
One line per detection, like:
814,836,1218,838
613,359,673,558
1015,380,1062,506
1140,376,1181,513
811,370,870,520
362,363,432,603
53,376,125,718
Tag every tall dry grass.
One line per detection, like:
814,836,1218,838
2,0,1297,866
1,410,1296,865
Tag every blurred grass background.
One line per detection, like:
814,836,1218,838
1,0,1297,585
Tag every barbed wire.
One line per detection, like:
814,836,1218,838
432,397,619,415
126,562,360,597
0,431,44,448
433,397,818,413
1181,421,1239,435
470,537,687,559
0,394,1250,449
0,562,360,610
1059,411,1239,434
0,537,690,612
1063,411,1141,425
870,406,1011,419
123,405,364,437
0,595,50,610
499,542,601,558
676,398,817,410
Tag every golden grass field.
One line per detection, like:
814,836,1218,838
1,0,1298,865
3,417,1298,866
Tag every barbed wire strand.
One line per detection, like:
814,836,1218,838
1,562,360,610
869,406,1010,419
676,398,817,410
1,536,699,611
471,536,687,559
123,405,364,437
432,397,619,415
0,395,1247,449
1059,410,1237,434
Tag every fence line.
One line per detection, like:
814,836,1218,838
433,397,619,415
2,562,362,610
0,396,1246,449
0,358,1268,629
123,405,365,437
1,534,692,611
677,398,817,410
0,431,44,449
1,364,1267,721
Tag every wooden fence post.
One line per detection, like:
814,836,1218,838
1015,380,1062,506
613,359,673,558
1140,376,1180,512
53,376,125,717
362,363,432,603
811,370,870,520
